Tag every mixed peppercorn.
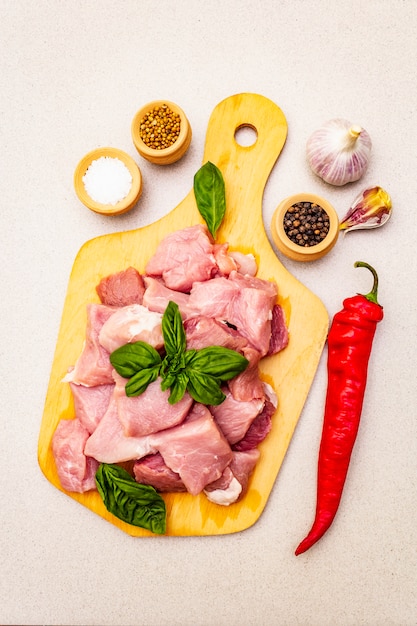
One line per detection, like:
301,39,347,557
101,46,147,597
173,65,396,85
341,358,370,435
283,201,330,247
139,104,181,150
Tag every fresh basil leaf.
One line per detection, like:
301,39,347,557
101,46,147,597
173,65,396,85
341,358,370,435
110,341,162,378
162,301,186,357
125,366,160,397
167,371,189,405
160,372,175,392
187,346,249,381
160,349,186,389
186,370,226,405
193,161,226,239
95,464,166,535
160,365,182,392
184,348,197,364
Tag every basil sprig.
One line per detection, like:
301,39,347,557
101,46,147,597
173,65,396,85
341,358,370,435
193,161,226,238
110,341,162,396
95,463,166,534
110,301,248,405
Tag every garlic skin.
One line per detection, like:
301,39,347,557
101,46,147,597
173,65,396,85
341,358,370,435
306,118,372,186
339,186,392,233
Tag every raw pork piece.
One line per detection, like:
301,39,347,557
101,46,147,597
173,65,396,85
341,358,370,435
204,466,239,502
228,286,274,355
227,346,265,402
86,401,232,492
96,266,145,306
52,418,98,493
145,224,217,292
204,449,261,505
184,316,265,402
187,271,278,355
226,271,278,355
229,251,258,276
142,276,196,318
187,276,237,320
84,396,158,463
70,382,114,434
63,304,115,386
153,403,233,495
267,304,289,356
210,388,265,445
233,398,275,451
230,449,261,494
229,270,278,298
133,453,186,492
184,315,249,353
98,304,164,354
113,372,193,437
212,243,238,276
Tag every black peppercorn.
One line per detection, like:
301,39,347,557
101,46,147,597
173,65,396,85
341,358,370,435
283,202,330,247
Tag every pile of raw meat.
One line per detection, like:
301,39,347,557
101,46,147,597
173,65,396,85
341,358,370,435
52,224,289,506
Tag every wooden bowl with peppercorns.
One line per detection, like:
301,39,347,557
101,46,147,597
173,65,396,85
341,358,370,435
271,192,339,262
131,100,192,165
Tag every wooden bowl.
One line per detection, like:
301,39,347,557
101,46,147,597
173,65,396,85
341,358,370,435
74,147,143,216
271,192,339,262
131,100,192,165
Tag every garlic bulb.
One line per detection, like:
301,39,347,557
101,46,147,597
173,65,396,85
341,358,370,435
306,119,372,186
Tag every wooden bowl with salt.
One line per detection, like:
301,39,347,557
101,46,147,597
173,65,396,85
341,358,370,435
74,147,143,215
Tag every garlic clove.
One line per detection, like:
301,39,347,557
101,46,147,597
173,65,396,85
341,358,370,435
339,186,392,232
306,118,372,186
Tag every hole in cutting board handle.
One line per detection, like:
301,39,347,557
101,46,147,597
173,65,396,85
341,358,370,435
234,124,258,147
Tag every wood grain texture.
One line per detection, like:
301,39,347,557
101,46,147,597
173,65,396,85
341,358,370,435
38,93,329,537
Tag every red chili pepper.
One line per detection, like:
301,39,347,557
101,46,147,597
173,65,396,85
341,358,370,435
295,261,384,556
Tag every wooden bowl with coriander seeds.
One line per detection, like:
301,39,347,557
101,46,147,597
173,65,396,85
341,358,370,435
74,147,143,216
131,100,192,165
271,192,339,262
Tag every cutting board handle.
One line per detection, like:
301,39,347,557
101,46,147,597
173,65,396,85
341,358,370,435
202,93,288,239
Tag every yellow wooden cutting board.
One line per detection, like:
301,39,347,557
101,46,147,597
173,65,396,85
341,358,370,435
38,93,329,537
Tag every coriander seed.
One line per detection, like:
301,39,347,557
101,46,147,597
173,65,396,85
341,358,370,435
139,104,181,150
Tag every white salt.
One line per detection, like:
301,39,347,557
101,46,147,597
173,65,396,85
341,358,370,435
82,156,133,205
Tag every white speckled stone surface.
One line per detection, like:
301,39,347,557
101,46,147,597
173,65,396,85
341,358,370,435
1,2,417,625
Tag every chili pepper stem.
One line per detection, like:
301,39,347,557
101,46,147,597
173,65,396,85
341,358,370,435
354,261,379,305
